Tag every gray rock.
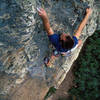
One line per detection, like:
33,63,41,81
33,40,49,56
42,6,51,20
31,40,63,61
95,0,100,30
0,0,99,99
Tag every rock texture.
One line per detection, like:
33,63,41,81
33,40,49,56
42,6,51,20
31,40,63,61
0,0,99,100
95,0,100,30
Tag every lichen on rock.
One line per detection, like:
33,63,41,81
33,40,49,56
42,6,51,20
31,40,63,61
0,0,99,99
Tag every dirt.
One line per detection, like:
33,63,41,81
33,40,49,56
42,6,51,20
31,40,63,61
8,77,49,100
49,62,76,100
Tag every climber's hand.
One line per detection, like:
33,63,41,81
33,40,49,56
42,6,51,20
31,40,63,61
38,8,48,19
86,8,92,16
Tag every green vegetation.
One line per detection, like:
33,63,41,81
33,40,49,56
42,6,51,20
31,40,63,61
44,86,56,100
69,30,100,100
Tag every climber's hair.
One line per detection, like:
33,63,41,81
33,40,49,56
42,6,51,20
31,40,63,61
60,35,74,50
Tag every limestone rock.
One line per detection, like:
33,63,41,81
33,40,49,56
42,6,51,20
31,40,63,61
0,0,99,100
95,0,100,30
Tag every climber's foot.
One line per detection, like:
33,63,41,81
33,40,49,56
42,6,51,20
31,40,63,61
44,57,53,67
44,54,56,68
44,57,50,67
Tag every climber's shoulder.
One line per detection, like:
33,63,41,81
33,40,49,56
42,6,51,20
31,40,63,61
73,34,82,47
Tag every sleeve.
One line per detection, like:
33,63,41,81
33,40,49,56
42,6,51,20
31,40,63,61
73,36,78,47
48,34,59,46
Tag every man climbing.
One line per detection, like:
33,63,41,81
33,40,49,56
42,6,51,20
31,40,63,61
38,7,92,67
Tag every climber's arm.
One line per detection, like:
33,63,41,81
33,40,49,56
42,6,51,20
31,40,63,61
74,8,92,39
38,8,54,36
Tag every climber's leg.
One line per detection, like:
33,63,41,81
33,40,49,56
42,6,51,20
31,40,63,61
44,54,56,67
44,50,60,67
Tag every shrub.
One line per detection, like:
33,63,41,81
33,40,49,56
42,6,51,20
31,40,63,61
44,86,56,100
69,30,100,100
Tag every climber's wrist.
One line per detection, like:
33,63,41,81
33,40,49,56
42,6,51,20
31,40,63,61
86,8,92,16
42,16,49,21
86,13,91,17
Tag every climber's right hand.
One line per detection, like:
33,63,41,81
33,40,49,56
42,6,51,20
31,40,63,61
86,8,92,16
38,8,48,19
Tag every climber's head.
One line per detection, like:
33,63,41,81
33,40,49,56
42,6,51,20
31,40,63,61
59,33,74,50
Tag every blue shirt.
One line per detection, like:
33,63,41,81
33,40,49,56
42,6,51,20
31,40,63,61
48,34,78,52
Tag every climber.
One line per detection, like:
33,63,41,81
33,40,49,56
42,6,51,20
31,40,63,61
38,7,92,67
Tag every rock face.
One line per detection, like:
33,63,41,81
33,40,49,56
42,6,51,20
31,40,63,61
0,0,98,100
95,0,100,30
